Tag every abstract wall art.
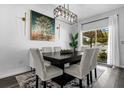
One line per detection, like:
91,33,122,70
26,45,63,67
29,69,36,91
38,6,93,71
30,10,55,41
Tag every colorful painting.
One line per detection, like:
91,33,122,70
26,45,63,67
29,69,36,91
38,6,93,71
30,10,55,41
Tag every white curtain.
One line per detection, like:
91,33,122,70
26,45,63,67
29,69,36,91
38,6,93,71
107,15,120,67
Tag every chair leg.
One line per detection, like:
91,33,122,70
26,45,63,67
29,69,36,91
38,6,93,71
36,75,38,88
61,85,63,88
86,74,89,86
79,79,82,88
90,71,93,84
95,68,97,78
43,81,46,88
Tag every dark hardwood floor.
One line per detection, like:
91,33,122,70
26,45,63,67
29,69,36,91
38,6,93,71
0,76,19,88
0,65,124,88
93,66,124,88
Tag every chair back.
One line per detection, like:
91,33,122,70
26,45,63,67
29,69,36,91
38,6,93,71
80,48,94,77
53,47,61,52
42,47,52,53
30,49,46,80
90,48,99,70
80,46,89,52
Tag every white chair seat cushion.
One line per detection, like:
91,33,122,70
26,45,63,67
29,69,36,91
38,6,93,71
64,64,83,79
44,60,51,67
43,65,63,81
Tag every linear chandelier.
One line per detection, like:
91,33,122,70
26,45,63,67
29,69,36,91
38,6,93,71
53,4,78,25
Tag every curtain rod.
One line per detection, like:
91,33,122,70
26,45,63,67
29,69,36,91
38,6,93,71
81,17,109,25
81,14,119,25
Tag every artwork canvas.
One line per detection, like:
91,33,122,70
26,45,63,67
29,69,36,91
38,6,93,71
30,10,55,41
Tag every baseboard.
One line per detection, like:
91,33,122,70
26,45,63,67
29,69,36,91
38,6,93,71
98,63,112,68
0,67,31,79
98,62,124,69
116,65,124,69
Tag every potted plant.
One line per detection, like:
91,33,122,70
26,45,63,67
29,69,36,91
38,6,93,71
69,33,78,52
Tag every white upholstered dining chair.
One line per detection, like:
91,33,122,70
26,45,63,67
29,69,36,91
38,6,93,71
41,47,53,66
64,48,94,88
30,49,63,88
80,46,89,52
53,47,61,52
89,48,99,84
41,47,52,53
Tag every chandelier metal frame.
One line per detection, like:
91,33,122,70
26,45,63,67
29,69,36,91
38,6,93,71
53,4,78,24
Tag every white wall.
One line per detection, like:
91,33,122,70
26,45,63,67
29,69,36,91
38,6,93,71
0,4,72,78
72,6,124,68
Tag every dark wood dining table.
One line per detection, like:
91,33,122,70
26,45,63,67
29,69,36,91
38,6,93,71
43,51,83,87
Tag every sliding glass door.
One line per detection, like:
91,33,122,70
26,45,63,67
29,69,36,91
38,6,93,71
82,27,109,64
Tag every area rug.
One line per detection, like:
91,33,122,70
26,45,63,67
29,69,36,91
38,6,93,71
15,66,105,88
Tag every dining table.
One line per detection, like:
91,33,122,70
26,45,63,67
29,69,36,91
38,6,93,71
43,51,83,87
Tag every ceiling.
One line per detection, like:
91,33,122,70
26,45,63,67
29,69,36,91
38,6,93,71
53,4,124,21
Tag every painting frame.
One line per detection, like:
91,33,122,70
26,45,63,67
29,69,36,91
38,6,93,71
30,10,55,41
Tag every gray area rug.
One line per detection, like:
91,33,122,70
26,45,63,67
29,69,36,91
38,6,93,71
15,66,105,88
